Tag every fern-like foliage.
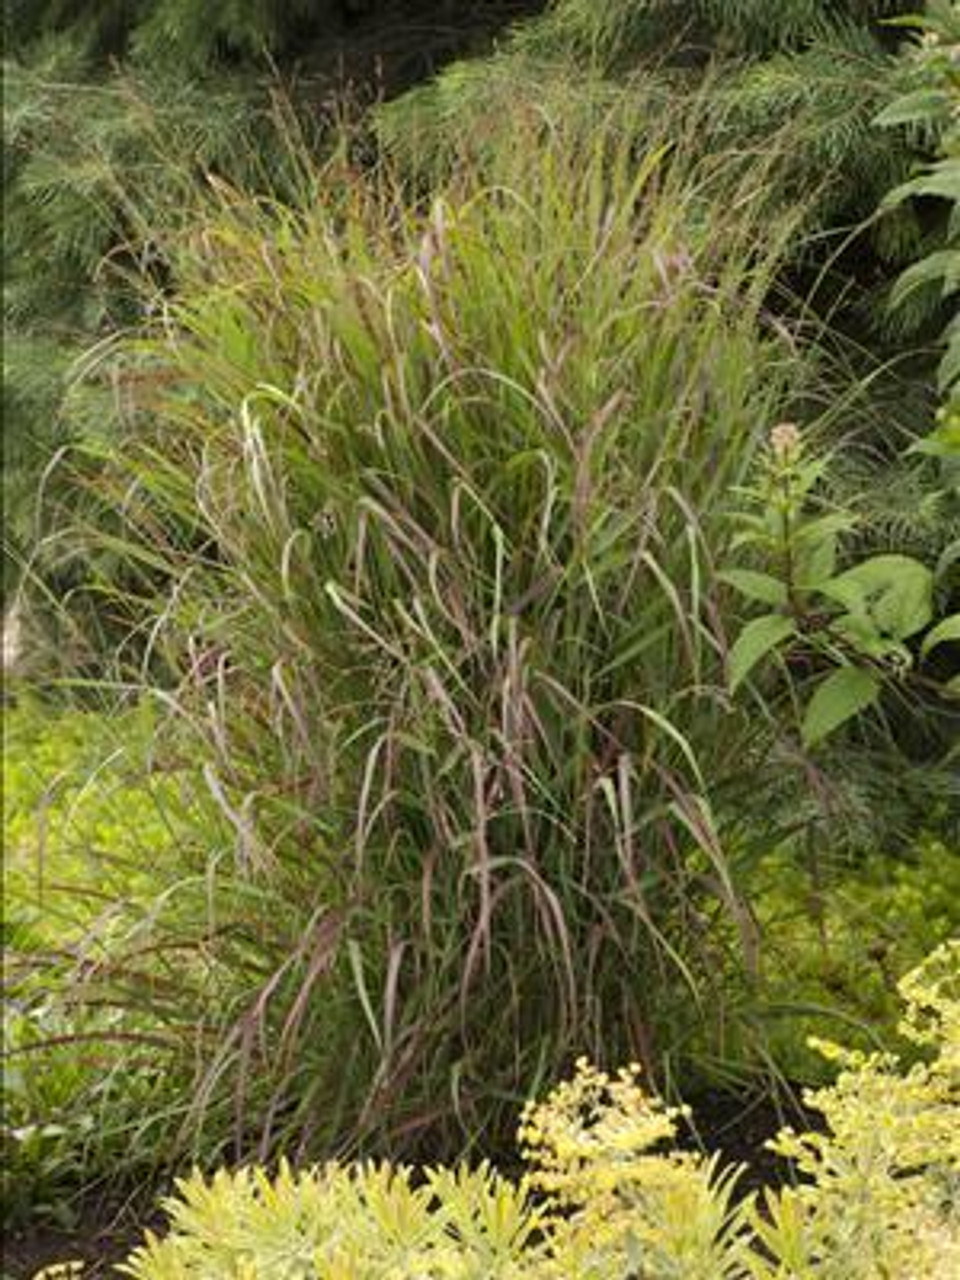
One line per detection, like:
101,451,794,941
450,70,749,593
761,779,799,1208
876,0,960,401
2,1,538,602
5,1,405,66
382,0,922,226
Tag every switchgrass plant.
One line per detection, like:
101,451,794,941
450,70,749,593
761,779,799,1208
57,114,832,1174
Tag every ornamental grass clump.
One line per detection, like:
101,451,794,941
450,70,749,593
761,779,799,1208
67,114,816,1167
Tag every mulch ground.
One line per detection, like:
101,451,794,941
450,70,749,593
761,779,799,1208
4,1200,156,1280
679,1083,817,1192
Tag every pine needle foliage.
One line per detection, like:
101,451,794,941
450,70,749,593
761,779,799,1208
4,2,537,69
2,52,292,601
379,0,929,253
2,1,542,602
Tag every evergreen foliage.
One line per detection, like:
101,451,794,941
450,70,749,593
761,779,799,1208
4,2,538,67
1,0,540,600
877,0,960,404
2,50,278,598
378,1,937,296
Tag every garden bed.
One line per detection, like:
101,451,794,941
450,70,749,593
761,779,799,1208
4,1086,816,1278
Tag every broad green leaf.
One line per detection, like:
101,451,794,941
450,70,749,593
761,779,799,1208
909,421,960,459
795,532,838,590
875,89,953,129
823,555,933,640
718,569,787,607
794,513,855,588
833,614,907,663
802,666,882,748
794,513,856,544
921,613,960,660
890,250,959,309
729,614,796,691
819,577,867,615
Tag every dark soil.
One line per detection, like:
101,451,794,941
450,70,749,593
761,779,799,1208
679,1084,820,1193
3,1200,158,1280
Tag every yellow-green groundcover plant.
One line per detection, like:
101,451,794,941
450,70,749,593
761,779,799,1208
37,942,959,1279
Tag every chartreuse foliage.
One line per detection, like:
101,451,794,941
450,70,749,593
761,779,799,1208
744,831,960,1081
3,697,185,948
2,698,211,1228
34,943,956,1279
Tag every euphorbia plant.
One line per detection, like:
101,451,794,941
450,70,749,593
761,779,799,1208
48,943,958,1279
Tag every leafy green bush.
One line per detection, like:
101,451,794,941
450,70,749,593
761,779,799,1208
64,942,957,1279
723,421,960,738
